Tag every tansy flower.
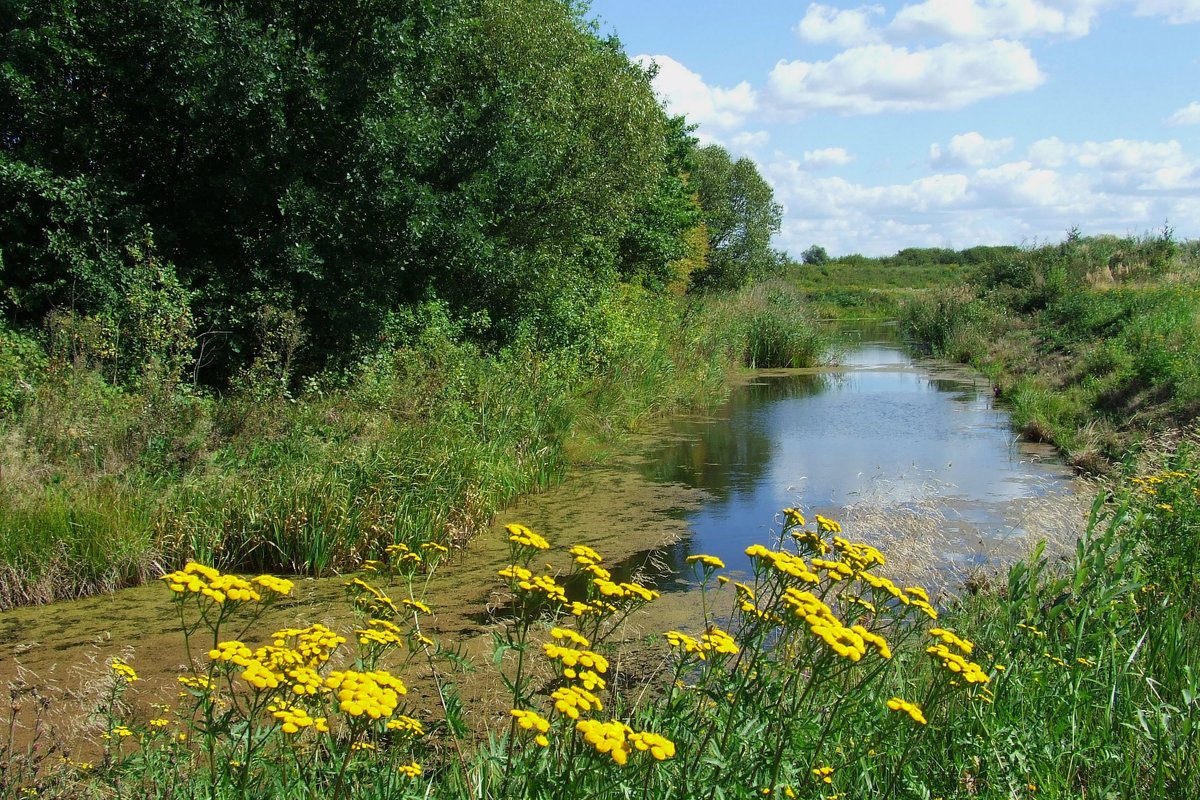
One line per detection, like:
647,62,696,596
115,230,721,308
506,523,550,550
110,657,139,684
687,554,726,570
628,730,675,760
511,709,551,747
886,697,928,724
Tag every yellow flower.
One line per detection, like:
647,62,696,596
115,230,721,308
397,762,422,778
506,523,550,550
550,627,591,647
110,657,139,684
886,697,928,725
687,554,726,570
511,709,552,747
628,730,675,760
576,719,631,765
783,507,806,527
402,598,432,615
701,626,739,656
812,765,835,784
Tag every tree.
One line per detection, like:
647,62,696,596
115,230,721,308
687,145,782,291
801,245,829,266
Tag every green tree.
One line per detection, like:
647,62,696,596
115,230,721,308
688,145,783,291
801,245,830,266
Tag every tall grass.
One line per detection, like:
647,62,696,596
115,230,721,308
0,285,829,606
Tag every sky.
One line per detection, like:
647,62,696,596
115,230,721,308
587,0,1200,257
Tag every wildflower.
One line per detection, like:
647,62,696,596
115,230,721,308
511,709,551,747
178,675,213,692
351,741,375,751
421,541,449,554
628,730,676,760
110,657,139,684
149,718,169,728
927,644,990,684
402,598,432,615
816,515,842,534
252,574,294,597
701,626,739,656
928,628,974,655
397,762,422,778
551,685,602,719
812,765,835,784
886,697,928,724
325,669,407,719
387,715,425,736
665,631,706,660
1016,622,1046,638
1076,657,1096,668
851,625,892,659
687,554,726,570
569,545,603,566
550,627,590,648
783,507,806,527
507,523,550,550
576,719,631,765
110,725,135,738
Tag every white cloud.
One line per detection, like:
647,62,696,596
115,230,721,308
1026,137,1200,191
803,147,855,168
887,0,1102,41
1132,0,1200,23
1168,101,1200,125
767,40,1043,116
930,132,1016,167
795,3,884,45
730,130,771,151
633,54,756,131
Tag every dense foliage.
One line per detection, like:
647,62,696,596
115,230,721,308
1,0,777,384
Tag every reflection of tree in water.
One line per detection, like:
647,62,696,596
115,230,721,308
642,372,830,502
925,376,984,402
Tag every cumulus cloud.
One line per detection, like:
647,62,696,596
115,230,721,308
795,3,884,45
803,147,855,168
765,131,1199,256
930,132,1016,167
887,0,1102,42
1168,101,1200,126
633,54,756,132
1025,137,1200,191
1132,0,1200,23
767,40,1043,116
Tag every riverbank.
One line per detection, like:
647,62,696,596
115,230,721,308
899,232,1200,472
0,282,833,608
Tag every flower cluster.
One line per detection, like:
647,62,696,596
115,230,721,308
886,696,928,724
160,562,293,604
325,669,408,718
746,544,820,584
507,522,550,550
110,657,138,684
511,709,551,747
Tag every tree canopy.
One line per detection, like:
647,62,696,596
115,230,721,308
1,1,784,383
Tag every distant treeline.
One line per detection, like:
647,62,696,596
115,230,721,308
0,0,782,385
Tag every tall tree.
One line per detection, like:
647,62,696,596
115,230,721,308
688,144,783,291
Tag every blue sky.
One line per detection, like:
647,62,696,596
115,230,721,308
588,0,1200,256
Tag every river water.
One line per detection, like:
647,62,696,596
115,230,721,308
500,320,1084,595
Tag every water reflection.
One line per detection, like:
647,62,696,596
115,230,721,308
639,321,1078,587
